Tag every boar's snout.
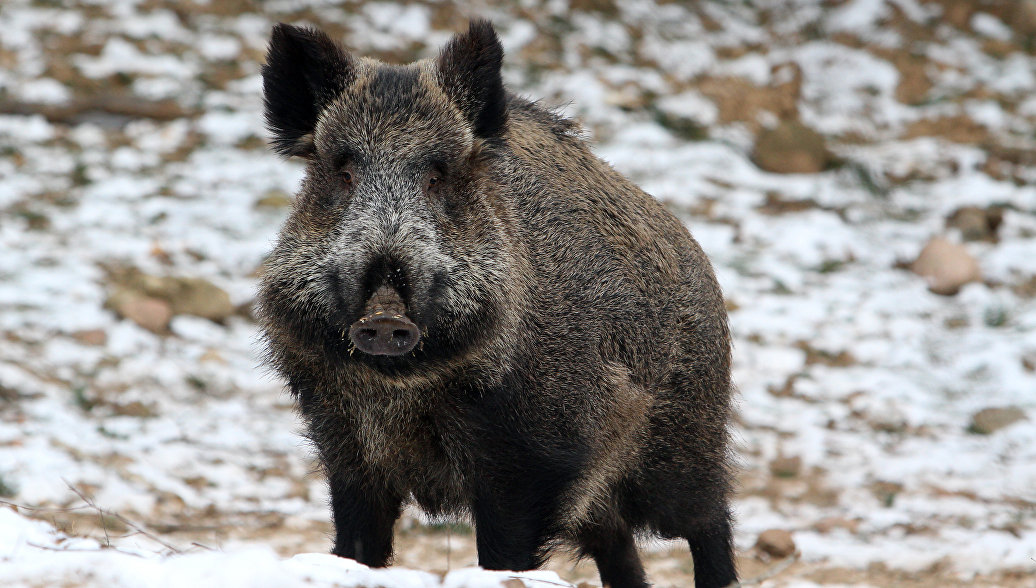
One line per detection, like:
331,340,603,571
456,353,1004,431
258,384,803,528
348,285,420,356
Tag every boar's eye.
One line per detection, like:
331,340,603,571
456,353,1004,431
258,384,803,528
339,163,356,189
426,169,445,197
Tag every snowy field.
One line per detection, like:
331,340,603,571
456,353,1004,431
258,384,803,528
1,0,1035,586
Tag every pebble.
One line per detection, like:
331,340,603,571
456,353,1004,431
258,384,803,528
755,528,796,559
910,237,981,295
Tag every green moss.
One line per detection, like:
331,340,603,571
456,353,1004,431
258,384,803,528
72,384,95,412
651,108,709,142
0,473,17,498
983,306,1008,328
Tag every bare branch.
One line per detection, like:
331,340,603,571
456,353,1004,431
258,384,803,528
0,499,94,514
505,576,572,587
737,550,801,586
26,541,147,559
63,480,183,555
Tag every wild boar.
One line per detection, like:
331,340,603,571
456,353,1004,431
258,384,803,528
258,20,737,588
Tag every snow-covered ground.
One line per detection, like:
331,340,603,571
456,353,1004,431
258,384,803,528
0,505,570,588
1,0,1034,586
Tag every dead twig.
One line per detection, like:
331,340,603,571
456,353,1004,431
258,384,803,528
64,480,183,555
1,499,202,548
26,541,147,559
504,576,572,587
0,500,94,514
735,550,801,586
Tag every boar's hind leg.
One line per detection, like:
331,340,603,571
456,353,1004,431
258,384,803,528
328,474,402,567
578,523,648,588
686,510,738,588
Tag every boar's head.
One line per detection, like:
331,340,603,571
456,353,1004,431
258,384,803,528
258,21,516,375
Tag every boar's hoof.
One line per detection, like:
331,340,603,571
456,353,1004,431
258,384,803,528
349,314,420,356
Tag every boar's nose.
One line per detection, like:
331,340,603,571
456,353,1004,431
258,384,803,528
349,314,420,355
348,285,421,356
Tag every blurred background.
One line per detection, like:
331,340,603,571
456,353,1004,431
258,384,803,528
1,0,1035,586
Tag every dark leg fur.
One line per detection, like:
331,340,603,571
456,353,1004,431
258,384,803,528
686,512,738,588
465,379,587,571
328,475,402,567
579,525,648,588
471,490,552,571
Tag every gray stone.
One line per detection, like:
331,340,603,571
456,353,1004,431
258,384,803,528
910,237,981,296
106,289,172,334
970,407,1026,435
755,528,796,559
752,120,830,174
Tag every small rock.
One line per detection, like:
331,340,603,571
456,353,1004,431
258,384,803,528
1013,276,1036,299
799,342,856,367
904,115,990,144
909,237,981,295
199,349,226,364
255,191,293,208
72,329,107,346
969,406,1026,435
757,192,819,215
569,0,619,13
604,87,648,111
755,528,795,559
106,290,172,333
752,120,830,174
871,481,903,507
1011,0,1036,36
235,299,258,321
111,401,157,418
109,268,235,323
149,242,174,265
696,70,801,130
893,54,932,106
814,517,859,534
769,455,802,478
1022,353,1036,373
946,206,1003,242
941,0,977,28
767,375,797,398
160,276,235,322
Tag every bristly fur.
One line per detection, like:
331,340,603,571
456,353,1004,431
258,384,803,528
262,24,355,157
436,19,508,138
258,20,738,588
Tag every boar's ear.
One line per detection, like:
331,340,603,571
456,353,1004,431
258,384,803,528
262,23,354,158
436,19,508,138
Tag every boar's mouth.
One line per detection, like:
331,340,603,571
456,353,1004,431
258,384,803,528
347,284,421,356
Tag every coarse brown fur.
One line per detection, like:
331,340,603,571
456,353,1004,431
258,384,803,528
258,20,737,588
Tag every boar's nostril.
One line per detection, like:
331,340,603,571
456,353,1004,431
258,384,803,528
348,315,420,356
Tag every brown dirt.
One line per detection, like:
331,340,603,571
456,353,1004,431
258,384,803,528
16,489,1035,587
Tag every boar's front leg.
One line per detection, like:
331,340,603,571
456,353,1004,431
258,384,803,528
469,442,582,572
465,385,587,571
328,472,402,567
471,484,555,572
